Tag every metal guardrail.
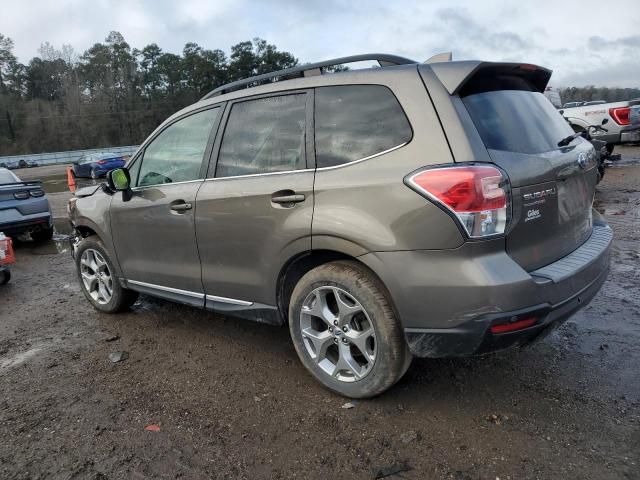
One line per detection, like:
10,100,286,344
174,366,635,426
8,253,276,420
0,145,140,168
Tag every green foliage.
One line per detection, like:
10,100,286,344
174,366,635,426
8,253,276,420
559,86,640,105
0,32,298,155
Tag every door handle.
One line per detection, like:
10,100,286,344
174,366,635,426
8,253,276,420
271,194,305,204
170,202,192,212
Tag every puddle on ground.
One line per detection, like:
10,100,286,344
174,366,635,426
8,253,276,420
30,234,72,255
0,346,43,371
39,174,70,193
39,174,100,194
29,219,74,255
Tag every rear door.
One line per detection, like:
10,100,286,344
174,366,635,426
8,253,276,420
461,88,598,270
195,90,314,314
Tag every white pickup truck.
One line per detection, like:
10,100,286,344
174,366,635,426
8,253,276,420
560,100,640,151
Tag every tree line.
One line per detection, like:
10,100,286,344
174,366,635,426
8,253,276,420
1,31,638,156
559,86,640,105
0,32,297,155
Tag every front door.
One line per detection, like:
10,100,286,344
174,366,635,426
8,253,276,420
195,91,314,318
110,106,222,305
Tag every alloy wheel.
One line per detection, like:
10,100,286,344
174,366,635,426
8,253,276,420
300,286,376,382
80,248,113,305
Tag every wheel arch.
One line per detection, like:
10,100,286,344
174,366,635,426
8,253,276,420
566,117,589,132
74,224,98,238
72,218,124,279
276,249,400,327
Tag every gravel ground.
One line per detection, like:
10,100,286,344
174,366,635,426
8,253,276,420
1,149,639,479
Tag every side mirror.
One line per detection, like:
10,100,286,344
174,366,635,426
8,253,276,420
559,110,564,115
107,168,131,192
601,118,608,125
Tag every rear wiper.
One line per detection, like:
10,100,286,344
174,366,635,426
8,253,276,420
557,132,581,147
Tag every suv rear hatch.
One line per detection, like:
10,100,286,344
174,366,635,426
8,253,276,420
435,64,598,271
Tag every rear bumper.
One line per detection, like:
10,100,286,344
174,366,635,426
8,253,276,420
404,262,608,357
592,126,640,145
0,212,52,236
359,213,612,358
620,127,640,144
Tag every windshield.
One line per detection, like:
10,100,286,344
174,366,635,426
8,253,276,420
463,90,573,154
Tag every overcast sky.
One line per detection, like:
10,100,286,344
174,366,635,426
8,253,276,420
2,0,639,87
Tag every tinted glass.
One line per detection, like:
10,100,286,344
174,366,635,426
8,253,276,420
315,85,412,168
463,90,573,154
216,94,306,178
137,107,219,187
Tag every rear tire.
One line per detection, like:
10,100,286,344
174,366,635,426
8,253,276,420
0,268,10,285
90,168,98,179
75,236,138,313
288,260,411,398
31,226,54,242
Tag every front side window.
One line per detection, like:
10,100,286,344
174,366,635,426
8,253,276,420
315,85,412,168
137,107,220,187
216,94,307,178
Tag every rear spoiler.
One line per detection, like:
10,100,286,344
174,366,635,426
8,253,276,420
0,180,43,188
424,61,552,96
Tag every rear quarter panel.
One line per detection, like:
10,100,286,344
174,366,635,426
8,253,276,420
312,68,464,253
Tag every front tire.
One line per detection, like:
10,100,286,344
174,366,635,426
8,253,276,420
288,261,411,398
90,168,98,179
75,236,138,313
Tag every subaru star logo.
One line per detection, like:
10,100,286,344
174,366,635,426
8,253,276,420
577,152,587,169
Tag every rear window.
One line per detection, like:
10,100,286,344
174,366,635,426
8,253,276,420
463,90,573,154
0,170,18,183
315,85,412,168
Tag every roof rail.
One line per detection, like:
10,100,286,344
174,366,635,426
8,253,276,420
201,53,416,100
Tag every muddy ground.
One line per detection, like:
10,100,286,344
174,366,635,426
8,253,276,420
1,149,639,479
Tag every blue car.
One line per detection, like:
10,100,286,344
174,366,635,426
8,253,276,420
0,168,53,241
72,152,127,179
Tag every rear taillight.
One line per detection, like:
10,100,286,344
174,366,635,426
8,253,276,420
406,164,510,238
97,160,108,165
609,107,630,125
13,191,29,200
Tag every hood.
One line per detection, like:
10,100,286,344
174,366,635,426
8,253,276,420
74,184,103,198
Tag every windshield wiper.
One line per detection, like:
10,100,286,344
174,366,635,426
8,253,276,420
557,132,582,147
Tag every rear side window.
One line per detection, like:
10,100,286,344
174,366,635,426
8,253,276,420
216,93,307,178
463,90,573,154
315,85,412,168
